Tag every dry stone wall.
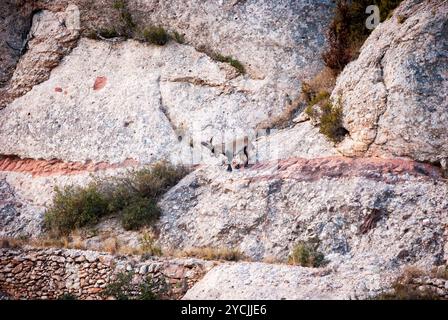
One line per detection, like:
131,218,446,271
0,247,214,300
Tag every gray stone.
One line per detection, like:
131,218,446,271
332,0,448,163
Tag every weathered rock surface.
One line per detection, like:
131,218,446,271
0,9,80,108
183,262,385,300
0,33,333,166
184,261,448,300
33,0,333,94
253,122,338,162
0,120,337,239
333,0,448,164
1,0,447,301
0,0,33,87
0,167,127,238
158,157,447,272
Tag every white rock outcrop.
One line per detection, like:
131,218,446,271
333,0,448,164
157,157,447,268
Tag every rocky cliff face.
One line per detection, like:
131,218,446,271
333,0,448,164
1,0,448,300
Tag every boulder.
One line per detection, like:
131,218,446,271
332,0,448,164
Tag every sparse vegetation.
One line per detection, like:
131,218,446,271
102,271,134,300
141,26,170,46
44,162,188,237
98,28,120,39
113,0,136,37
323,0,404,72
140,230,162,256
102,271,166,300
318,100,346,143
181,247,245,261
288,240,327,268
302,79,347,144
44,184,109,237
138,275,166,300
304,90,331,119
212,53,246,74
257,67,337,130
120,197,160,231
0,235,88,252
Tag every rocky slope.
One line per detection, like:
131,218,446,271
333,0,448,165
1,0,448,300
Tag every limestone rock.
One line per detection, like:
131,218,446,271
157,157,447,268
0,0,333,166
332,0,448,163
183,262,391,300
0,9,80,108
0,0,33,87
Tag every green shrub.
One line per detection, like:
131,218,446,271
102,271,165,300
134,161,188,198
318,101,347,143
228,58,245,74
142,26,170,46
98,28,119,39
120,197,160,231
302,86,347,143
288,240,326,268
212,53,245,74
44,162,187,237
44,184,109,237
113,0,125,10
323,0,404,72
308,91,330,108
102,271,134,300
138,275,165,300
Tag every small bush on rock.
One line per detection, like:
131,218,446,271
172,31,185,44
140,230,162,256
98,28,120,39
102,271,134,300
120,197,160,231
102,271,165,300
303,87,347,144
142,26,170,46
288,240,326,268
318,101,347,143
212,53,246,74
44,184,109,237
44,162,188,237
113,0,136,36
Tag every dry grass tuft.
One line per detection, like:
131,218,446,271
178,247,245,261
